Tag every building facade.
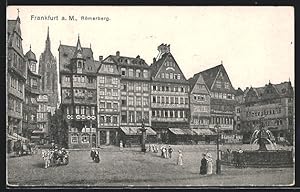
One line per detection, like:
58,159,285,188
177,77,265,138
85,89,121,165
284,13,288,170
59,37,99,149
240,81,294,143
7,16,28,151
23,48,41,141
198,64,236,133
188,73,211,129
103,52,152,146
150,44,190,143
96,57,121,145
234,87,245,133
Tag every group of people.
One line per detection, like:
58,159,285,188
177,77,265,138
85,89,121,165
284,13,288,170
148,144,184,166
42,144,69,169
200,153,213,175
160,145,174,159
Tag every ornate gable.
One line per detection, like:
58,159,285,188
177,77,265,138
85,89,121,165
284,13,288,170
103,56,116,64
154,53,187,83
191,73,210,95
211,65,235,93
245,88,259,103
261,83,280,100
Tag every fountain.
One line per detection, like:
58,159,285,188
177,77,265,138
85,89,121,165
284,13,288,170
221,117,293,168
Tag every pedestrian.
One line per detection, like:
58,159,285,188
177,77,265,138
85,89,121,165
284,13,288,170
206,153,213,175
119,140,123,150
168,146,173,158
162,147,167,158
177,150,183,166
90,149,95,160
200,153,208,175
160,146,164,157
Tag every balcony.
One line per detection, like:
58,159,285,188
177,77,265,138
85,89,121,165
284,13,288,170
8,87,24,100
66,114,97,121
151,90,188,96
151,117,188,122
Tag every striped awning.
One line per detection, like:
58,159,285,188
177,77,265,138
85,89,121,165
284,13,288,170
120,126,156,136
168,128,196,135
192,129,216,136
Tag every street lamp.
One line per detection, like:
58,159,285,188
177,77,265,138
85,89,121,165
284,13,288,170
214,123,221,174
140,118,147,152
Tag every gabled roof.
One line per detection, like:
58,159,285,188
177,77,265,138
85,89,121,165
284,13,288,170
58,44,97,74
150,52,188,83
198,64,222,90
188,73,210,94
235,88,244,96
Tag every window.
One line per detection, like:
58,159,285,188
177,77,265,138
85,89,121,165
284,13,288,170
106,116,111,123
106,77,112,84
112,77,118,84
121,112,127,123
225,82,230,89
81,134,90,143
18,82,23,92
113,116,118,124
170,73,174,79
129,69,134,77
71,134,78,143
81,106,85,114
121,84,127,91
152,96,156,103
128,83,134,91
215,81,221,88
153,85,157,91
143,97,149,106
129,111,135,123
136,97,142,106
91,107,95,115
175,97,178,104
170,97,174,104
128,97,134,106
121,68,126,76
65,75,70,82
107,102,112,109
165,73,169,79
106,89,112,96
121,99,127,106
185,98,188,104
8,98,14,110
166,97,169,104
161,96,165,104
180,97,184,104
143,70,148,78
100,116,105,123
136,111,142,122
143,84,148,92
144,111,149,122
80,76,85,83
99,76,105,83
136,69,141,78
87,77,93,83
113,103,118,109
161,73,165,78
77,61,82,68
75,106,80,114
99,88,105,95
112,89,118,97
135,83,141,92
86,107,90,116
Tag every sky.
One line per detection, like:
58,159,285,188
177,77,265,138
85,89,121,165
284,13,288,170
7,6,294,90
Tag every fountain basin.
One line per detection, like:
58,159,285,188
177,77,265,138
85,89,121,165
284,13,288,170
221,150,293,168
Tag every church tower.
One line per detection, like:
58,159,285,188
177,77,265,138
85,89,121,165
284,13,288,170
38,27,58,114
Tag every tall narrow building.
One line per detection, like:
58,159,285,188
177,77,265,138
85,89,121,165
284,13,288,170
59,36,99,149
37,27,58,141
150,44,190,143
7,14,28,152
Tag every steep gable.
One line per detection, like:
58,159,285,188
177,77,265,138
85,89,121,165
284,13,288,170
97,60,119,76
189,73,210,95
151,52,187,84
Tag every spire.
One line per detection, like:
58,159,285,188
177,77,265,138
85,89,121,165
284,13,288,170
221,60,223,65
30,44,31,50
16,8,21,23
45,27,51,51
73,34,83,59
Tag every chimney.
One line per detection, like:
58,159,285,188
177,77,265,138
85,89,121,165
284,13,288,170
116,51,120,56
136,55,140,59
99,56,103,62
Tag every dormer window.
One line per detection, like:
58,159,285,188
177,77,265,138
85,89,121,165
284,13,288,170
77,61,82,68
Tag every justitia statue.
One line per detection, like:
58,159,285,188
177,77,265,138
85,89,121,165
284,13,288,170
250,116,276,151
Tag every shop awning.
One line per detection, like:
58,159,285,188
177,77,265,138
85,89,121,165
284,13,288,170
168,128,196,135
120,127,156,136
192,129,216,136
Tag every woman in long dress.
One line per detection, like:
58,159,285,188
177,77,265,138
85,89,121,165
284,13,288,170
200,153,207,175
177,150,183,165
206,153,213,175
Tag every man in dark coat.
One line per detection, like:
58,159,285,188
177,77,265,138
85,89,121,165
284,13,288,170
200,153,208,175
